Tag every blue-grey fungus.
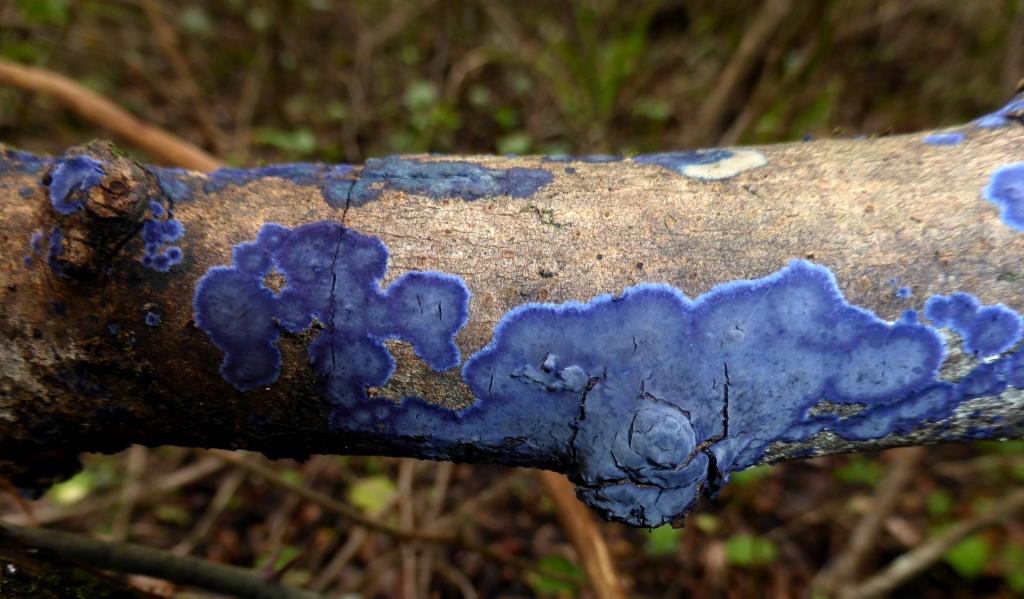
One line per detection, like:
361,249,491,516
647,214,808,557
107,322,120,335
0,148,48,174
148,163,355,208
542,154,624,163
348,157,553,205
22,256,33,268
982,162,1024,232
19,186,33,198
564,167,577,175
922,132,965,145
48,155,104,215
457,260,968,526
144,311,161,327
140,216,185,272
974,98,1024,129
896,286,912,299
193,222,470,401
148,199,165,217
925,292,1022,357
46,228,68,277
29,231,42,255
150,166,202,204
633,149,767,180
802,134,814,142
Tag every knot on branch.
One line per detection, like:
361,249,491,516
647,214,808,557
39,141,165,281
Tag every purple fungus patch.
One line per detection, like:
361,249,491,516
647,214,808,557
150,166,201,203
0,147,48,174
896,286,913,299
982,162,1024,232
19,186,34,198
48,155,104,215
634,149,733,171
542,154,623,163
144,311,161,327
140,216,185,272
348,157,553,205
922,132,966,145
974,98,1024,129
925,293,1022,357
456,260,950,526
46,227,68,277
193,221,470,400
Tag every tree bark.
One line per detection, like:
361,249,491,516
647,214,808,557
2,100,1023,526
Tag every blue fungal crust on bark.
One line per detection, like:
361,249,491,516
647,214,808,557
542,154,624,163
147,163,355,207
633,149,767,180
193,221,470,403
974,98,1024,128
924,292,1023,357
460,260,967,526
48,155,104,215
140,212,185,272
982,162,1024,231
922,132,966,145
348,156,554,205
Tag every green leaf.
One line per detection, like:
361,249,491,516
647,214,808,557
16,0,69,27
730,465,774,488
47,471,95,505
403,81,439,111
1003,544,1024,591
644,525,682,557
253,127,317,157
725,534,778,567
527,555,583,597
943,534,990,579
347,476,396,515
927,490,953,519
497,132,532,155
835,456,881,486
694,513,720,534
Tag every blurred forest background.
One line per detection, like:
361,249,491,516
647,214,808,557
2,0,1024,597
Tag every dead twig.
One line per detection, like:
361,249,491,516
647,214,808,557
0,59,221,171
813,447,925,594
0,522,322,599
843,487,1024,599
537,469,627,599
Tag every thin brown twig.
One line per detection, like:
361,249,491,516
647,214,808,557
813,447,925,594
0,58,222,171
212,451,579,586
112,445,149,542
171,468,247,556
537,469,627,599
684,0,794,147
3,456,224,527
843,487,1024,599
0,522,322,599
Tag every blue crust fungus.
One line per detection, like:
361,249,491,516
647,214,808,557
140,201,185,272
633,149,767,180
148,163,355,207
974,98,1024,128
922,132,966,145
924,292,1022,357
193,221,470,411
347,157,554,205
459,260,977,525
982,162,1024,232
48,155,105,215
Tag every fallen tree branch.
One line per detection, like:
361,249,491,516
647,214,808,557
2,94,1024,529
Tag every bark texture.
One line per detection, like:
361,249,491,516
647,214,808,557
2,104,1023,525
